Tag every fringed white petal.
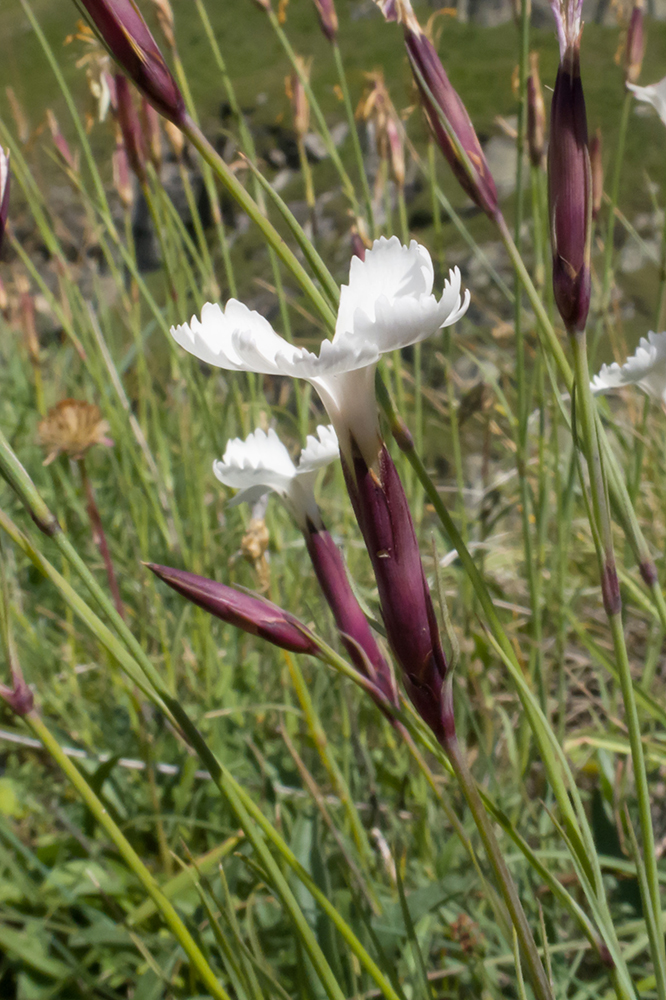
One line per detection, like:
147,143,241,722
298,425,339,473
213,428,297,503
591,331,666,404
627,76,666,126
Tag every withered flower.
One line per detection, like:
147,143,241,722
357,71,405,190
624,0,645,85
38,400,113,466
526,52,546,170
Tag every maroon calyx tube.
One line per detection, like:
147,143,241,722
342,442,455,745
547,41,592,333
146,562,319,656
304,521,398,710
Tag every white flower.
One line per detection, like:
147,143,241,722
213,425,338,527
591,331,666,405
172,236,469,467
627,76,666,126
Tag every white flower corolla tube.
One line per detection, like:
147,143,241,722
591,332,666,406
172,236,468,470
172,236,468,744
213,425,338,529
627,76,666,126
213,424,398,709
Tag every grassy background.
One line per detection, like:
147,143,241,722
1,2,666,998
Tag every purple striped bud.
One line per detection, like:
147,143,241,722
115,74,147,182
304,523,399,708
0,148,8,255
311,0,338,42
625,1,645,85
527,52,546,170
547,41,592,333
75,0,186,125
147,563,320,655
342,442,455,744
374,0,497,218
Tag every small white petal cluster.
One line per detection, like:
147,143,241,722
213,425,338,527
172,236,468,467
591,331,666,405
627,76,666,127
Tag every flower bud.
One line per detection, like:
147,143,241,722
287,58,311,139
590,127,603,220
46,111,78,172
351,229,367,261
146,563,320,655
0,148,9,255
113,140,134,207
304,523,399,708
342,442,455,744
141,98,162,171
375,0,497,217
547,42,592,333
386,113,405,189
76,0,186,125
526,52,546,170
0,669,33,716
625,0,645,86
311,0,338,42
115,74,147,182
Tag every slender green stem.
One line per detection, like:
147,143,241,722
443,736,553,1000
571,331,666,999
23,712,232,1000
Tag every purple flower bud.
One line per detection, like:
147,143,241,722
146,562,319,655
342,443,455,744
547,42,592,333
311,0,338,42
0,148,9,255
115,74,147,182
350,230,367,261
625,1,645,85
375,1,497,217
76,0,186,125
304,523,399,708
